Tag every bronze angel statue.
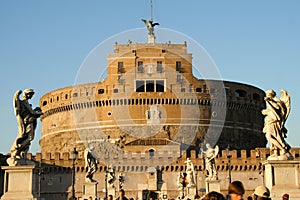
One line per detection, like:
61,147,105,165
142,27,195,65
8,89,43,166
262,89,293,160
141,19,159,36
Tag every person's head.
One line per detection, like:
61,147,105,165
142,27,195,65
23,88,35,99
119,189,126,197
265,90,276,98
228,181,245,200
203,191,225,200
108,195,113,200
252,186,270,200
89,196,93,200
282,193,289,200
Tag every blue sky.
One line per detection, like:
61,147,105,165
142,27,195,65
0,1,299,154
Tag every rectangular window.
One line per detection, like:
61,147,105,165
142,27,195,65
146,80,155,92
118,76,124,84
138,61,143,72
156,80,165,92
177,75,182,82
189,84,193,92
113,88,118,93
176,61,181,71
136,80,145,92
196,88,202,93
118,62,124,73
98,89,105,94
181,87,186,92
157,61,163,72
203,85,207,93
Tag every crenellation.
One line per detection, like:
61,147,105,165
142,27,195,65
53,152,60,160
190,150,196,158
241,150,247,158
44,152,51,160
231,150,237,158
63,152,69,161
181,151,187,159
25,148,294,168
35,153,42,161
27,153,32,160
250,149,257,158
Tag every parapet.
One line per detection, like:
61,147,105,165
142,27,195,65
26,148,300,174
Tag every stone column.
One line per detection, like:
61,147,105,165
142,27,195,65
1,165,39,200
264,160,300,200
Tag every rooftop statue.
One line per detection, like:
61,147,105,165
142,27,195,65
141,19,159,36
262,89,293,160
7,89,43,166
201,143,219,181
84,147,98,182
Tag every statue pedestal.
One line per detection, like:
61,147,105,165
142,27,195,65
1,165,39,200
107,187,116,198
186,186,196,199
264,160,300,200
148,35,155,44
205,179,221,193
82,182,98,199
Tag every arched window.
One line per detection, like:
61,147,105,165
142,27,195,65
235,89,247,98
253,93,260,101
42,101,47,106
149,149,155,158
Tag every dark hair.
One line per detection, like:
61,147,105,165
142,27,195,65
253,195,271,200
203,191,226,200
228,181,245,195
119,189,125,195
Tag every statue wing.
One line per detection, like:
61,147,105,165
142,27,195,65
141,19,147,25
84,149,89,167
213,145,219,158
13,90,22,116
153,22,160,26
13,90,25,135
280,90,291,125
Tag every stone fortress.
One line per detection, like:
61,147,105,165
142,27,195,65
39,41,267,155
1,20,300,200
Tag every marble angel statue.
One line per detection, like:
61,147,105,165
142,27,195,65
262,89,293,160
201,143,219,180
185,158,195,187
8,89,43,166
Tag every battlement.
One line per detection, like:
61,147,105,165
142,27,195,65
24,148,300,174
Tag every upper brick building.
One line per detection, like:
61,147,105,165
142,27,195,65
39,40,267,157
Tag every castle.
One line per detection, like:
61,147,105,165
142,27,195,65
1,22,299,200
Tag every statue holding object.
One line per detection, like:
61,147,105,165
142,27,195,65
201,143,219,181
185,158,195,187
262,89,293,160
84,147,98,182
8,89,43,166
